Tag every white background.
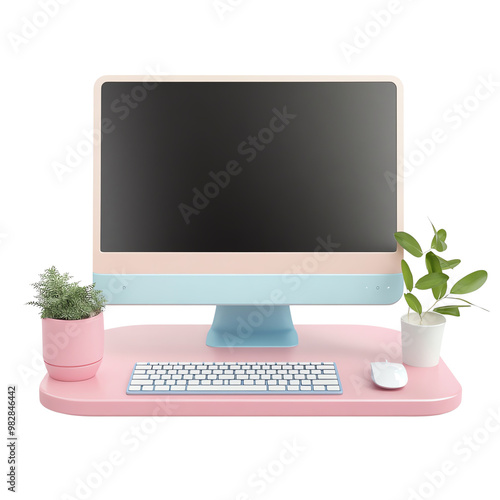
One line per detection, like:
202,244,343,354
2,1,499,499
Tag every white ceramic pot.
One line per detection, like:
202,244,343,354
401,312,446,367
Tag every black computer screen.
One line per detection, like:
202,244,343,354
100,81,397,252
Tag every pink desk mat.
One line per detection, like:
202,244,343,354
39,324,461,416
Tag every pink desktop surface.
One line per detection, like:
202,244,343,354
39,324,461,416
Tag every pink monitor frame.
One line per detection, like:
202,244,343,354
93,75,403,277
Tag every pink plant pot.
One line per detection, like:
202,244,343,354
41,313,104,381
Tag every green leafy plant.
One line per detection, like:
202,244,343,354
394,221,488,323
27,266,106,320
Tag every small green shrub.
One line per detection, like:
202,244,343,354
27,266,106,320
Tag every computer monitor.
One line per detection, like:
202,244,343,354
93,75,403,348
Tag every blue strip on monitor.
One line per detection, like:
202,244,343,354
93,273,403,305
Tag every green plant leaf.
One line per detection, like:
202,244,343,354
401,259,413,292
450,271,488,295
436,256,461,270
434,282,447,300
394,232,423,257
425,252,447,299
430,221,448,252
447,296,489,312
415,272,449,290
425,252,441,273
433,305,470,317
404,293,422,315
26,266,106,320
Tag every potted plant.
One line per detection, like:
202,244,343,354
27,267,107,381
394,222,488,367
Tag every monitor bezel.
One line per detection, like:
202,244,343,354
93,75,403,275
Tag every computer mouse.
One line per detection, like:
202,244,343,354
371,360,408,389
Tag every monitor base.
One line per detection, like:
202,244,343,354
206,305,298,348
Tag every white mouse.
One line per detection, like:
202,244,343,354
371,360,408,389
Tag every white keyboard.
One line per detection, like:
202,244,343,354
127,361,342,394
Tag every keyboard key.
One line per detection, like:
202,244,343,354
186,385,263,391
313,379,338,385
